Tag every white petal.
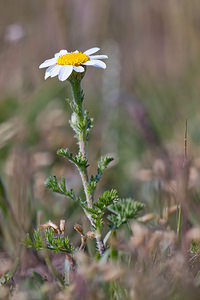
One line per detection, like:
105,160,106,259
84,47,100,56
83,59,106,69
44,64,57,79
89,55,108,60
58,65,73,81
73,50,79,53
50,65,62,78
54,49,68,58
39,58,57,69
73,66,85,73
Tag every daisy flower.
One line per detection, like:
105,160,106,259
39,47,108,81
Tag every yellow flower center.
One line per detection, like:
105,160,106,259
57,52,89,66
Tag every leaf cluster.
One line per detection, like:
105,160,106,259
25,228,75,253
107,198,145,229
82,189,119,231
57,148,89,169
66,87,92,140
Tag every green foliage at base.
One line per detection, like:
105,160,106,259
0,258,19,287
25,229,75,253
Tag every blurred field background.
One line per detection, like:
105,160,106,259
1,0,200,299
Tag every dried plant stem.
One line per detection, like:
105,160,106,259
69,79,105,255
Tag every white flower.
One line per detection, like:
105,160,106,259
39,47,108,81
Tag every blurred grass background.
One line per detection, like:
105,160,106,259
1,0,200,257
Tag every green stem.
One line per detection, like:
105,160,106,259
177,120,188,237
184,119,188,160
177,204,181,237
69,78,105,255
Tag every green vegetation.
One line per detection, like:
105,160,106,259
1,1,200,299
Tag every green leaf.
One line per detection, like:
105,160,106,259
98,156,114,173
83,190,118,231
45,175,77,201
32,271,45,284
57,148,89,169
24,233,34,248
88,156,114,194
94,189,119,210
0,177,10,218
0,258,19,286
107,198,144,229
57,148,74,162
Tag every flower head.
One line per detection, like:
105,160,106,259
39,47,108,81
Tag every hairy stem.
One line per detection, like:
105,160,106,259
96,230,105,255
69,78,105,255
69,79,93,208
